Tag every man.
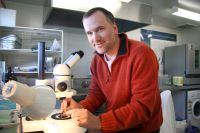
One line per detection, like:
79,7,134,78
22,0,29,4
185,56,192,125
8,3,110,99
61,7,163,133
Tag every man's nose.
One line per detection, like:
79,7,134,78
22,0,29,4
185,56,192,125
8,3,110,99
92,32,101,42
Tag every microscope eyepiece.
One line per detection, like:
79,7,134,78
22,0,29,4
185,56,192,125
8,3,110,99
76,50,84,58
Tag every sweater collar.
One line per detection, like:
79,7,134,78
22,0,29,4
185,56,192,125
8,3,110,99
117,33,127,56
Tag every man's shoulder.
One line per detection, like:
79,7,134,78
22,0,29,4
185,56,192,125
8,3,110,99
128,39,151,51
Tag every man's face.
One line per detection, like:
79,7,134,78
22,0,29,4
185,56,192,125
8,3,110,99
83,11,118,55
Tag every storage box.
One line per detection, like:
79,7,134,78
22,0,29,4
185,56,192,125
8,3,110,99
0,40,22,49
0,8,16,27
0,34,22,49
0,100,18,133
0,100,16,110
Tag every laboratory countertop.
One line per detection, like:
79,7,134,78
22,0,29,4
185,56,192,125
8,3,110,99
74,85,200,96
160,85,200,91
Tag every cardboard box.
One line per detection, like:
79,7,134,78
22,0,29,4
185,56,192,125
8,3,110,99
0,8,16,27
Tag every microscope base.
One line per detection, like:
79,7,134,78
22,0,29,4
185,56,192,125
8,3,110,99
22,109,86,133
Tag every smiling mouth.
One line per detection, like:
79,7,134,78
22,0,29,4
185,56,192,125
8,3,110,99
95,43,104,48
96,44,102,47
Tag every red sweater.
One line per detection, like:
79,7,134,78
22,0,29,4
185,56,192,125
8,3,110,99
80,34,163,133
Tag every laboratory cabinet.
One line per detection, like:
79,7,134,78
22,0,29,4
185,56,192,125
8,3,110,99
0,26,63,85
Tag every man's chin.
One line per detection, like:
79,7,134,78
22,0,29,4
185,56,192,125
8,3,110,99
96,49,106,54
96,50,105,54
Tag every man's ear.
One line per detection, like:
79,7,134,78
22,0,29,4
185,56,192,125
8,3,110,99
113,23,119,34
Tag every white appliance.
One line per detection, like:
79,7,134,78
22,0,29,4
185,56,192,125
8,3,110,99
164,44,200,85
1,50,86,133
187,90,200,128
2,81,86,133
172,90,200,129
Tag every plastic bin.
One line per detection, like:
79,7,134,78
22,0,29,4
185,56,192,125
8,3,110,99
185,125,199,133
176,120,187,133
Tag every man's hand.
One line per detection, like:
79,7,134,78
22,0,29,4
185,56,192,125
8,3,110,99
61,98,82,113
66,108,101,130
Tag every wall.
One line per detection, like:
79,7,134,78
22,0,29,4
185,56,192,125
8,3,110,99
5,1,43,28
4,1,199,78
62,27,93,78
180,27,200,45
127,25,182,43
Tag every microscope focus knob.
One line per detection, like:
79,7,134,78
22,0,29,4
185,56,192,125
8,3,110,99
57,82,67,92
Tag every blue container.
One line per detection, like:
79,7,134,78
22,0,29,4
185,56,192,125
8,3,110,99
185,126,199,133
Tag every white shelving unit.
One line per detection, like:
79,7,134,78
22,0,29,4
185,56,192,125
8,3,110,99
0,26,63,85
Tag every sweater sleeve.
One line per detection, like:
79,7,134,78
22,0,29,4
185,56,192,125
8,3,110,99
99,45,161,132
79,57,106,113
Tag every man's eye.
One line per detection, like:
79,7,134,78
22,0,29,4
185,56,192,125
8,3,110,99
98,27,104,32
87,32,92,35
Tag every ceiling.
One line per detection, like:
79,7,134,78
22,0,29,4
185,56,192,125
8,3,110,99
5,0,200,28
133,0,200,28
6,0,46,6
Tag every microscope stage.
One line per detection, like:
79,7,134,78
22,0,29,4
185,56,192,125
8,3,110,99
22,109,86,133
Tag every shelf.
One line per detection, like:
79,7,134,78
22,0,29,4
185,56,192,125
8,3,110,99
14,71,53,74
0,26,62,40
0,48,62,56
0,26,63,85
